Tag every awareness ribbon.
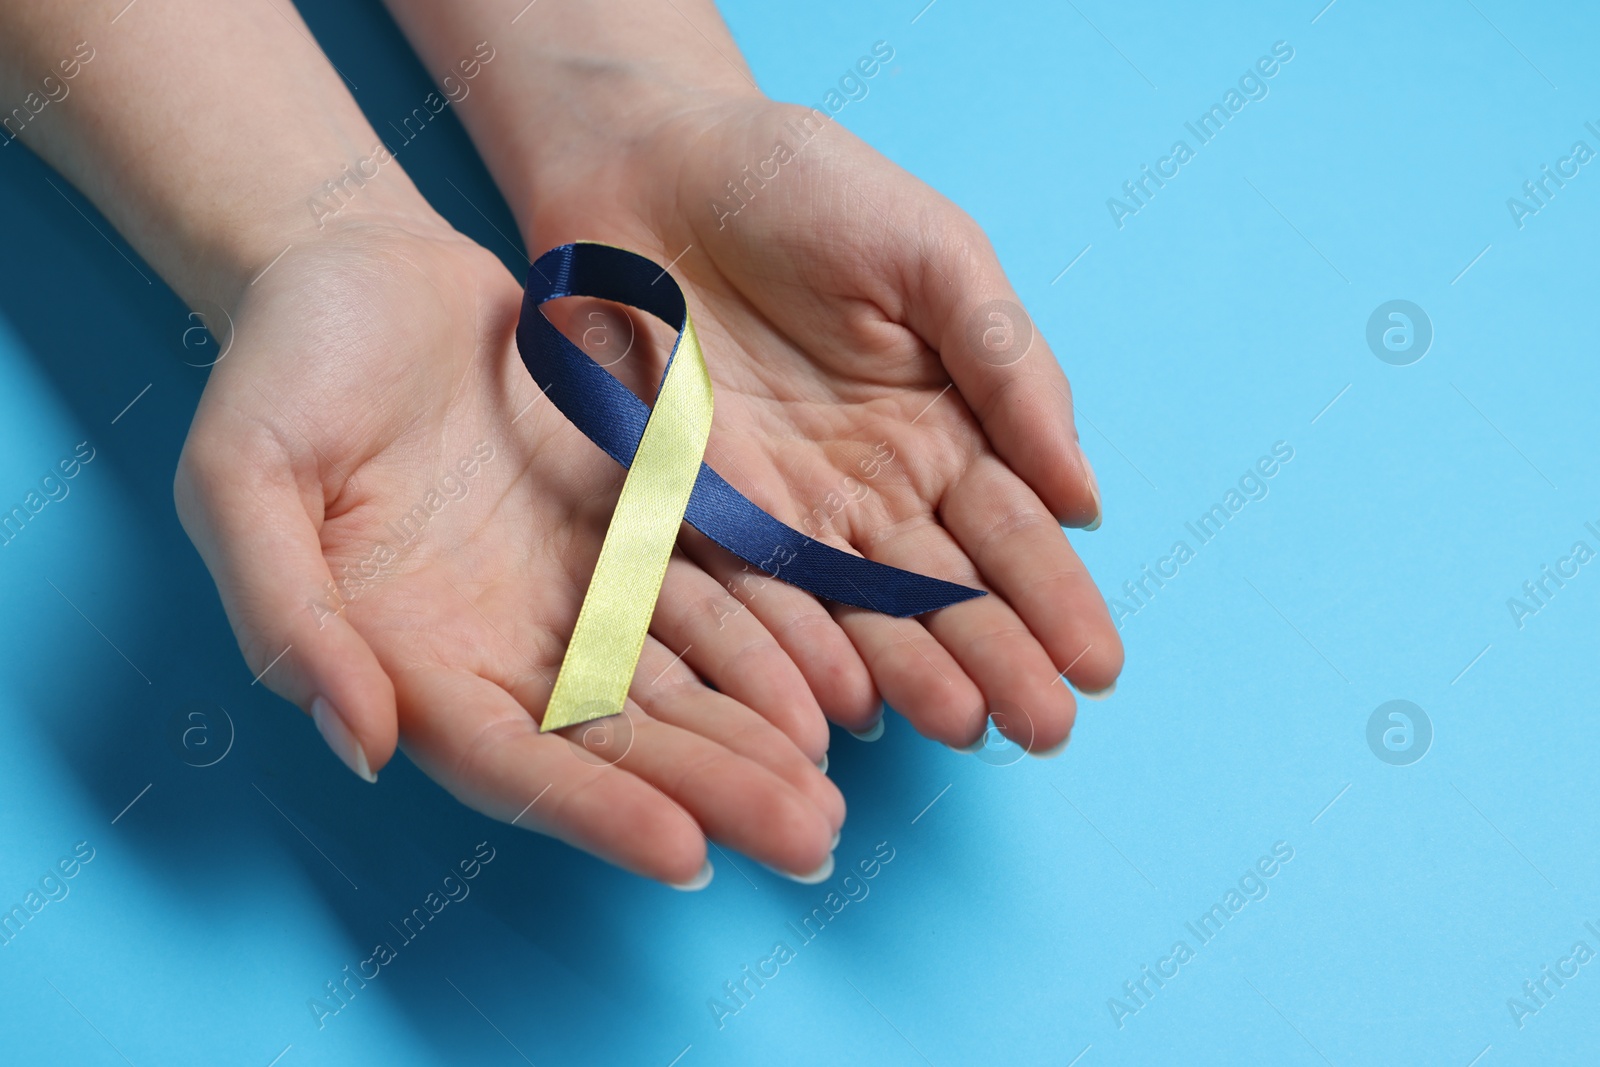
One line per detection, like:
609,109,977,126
517,242,983,732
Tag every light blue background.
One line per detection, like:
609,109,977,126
2,1,1596,1063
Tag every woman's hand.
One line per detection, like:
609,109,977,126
515,93,1124,753
174,216,843,886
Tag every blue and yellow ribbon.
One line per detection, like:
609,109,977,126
518,242,983,731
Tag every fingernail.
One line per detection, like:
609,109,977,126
816,753,829,774
950,712,992,754
1079,443,1102,531
1029,736,1071,759
1078,681,1116,701
849,705,886,742
954,728,989,754
771,852,835,885
669,859,714,891
830,829,841,850
311,695,376,783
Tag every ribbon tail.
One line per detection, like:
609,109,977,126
540,316,713,732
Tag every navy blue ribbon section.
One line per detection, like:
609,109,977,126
516,242,984,617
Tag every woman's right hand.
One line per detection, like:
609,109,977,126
174,215,843,886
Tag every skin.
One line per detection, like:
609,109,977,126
0,0,844,886
381,0,1126,748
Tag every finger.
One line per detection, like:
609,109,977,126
829,603,982,748
941,456,1123,694
678,528,880,731
496,644,838,879
397,665,708,886
650,553,830,761
611,705,836,880
174,420,396,781
503,654,837,880
632,639,845,836
898,217,1100,528
851,513,1078,753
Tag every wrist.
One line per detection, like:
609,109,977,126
499,73,766,240
378,0,770,247
0,0,456,319
204,158,446,315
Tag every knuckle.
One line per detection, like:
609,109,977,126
974,504,1056,555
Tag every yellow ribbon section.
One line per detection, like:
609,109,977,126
540,315,714,732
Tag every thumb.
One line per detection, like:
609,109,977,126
174,417,398,782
